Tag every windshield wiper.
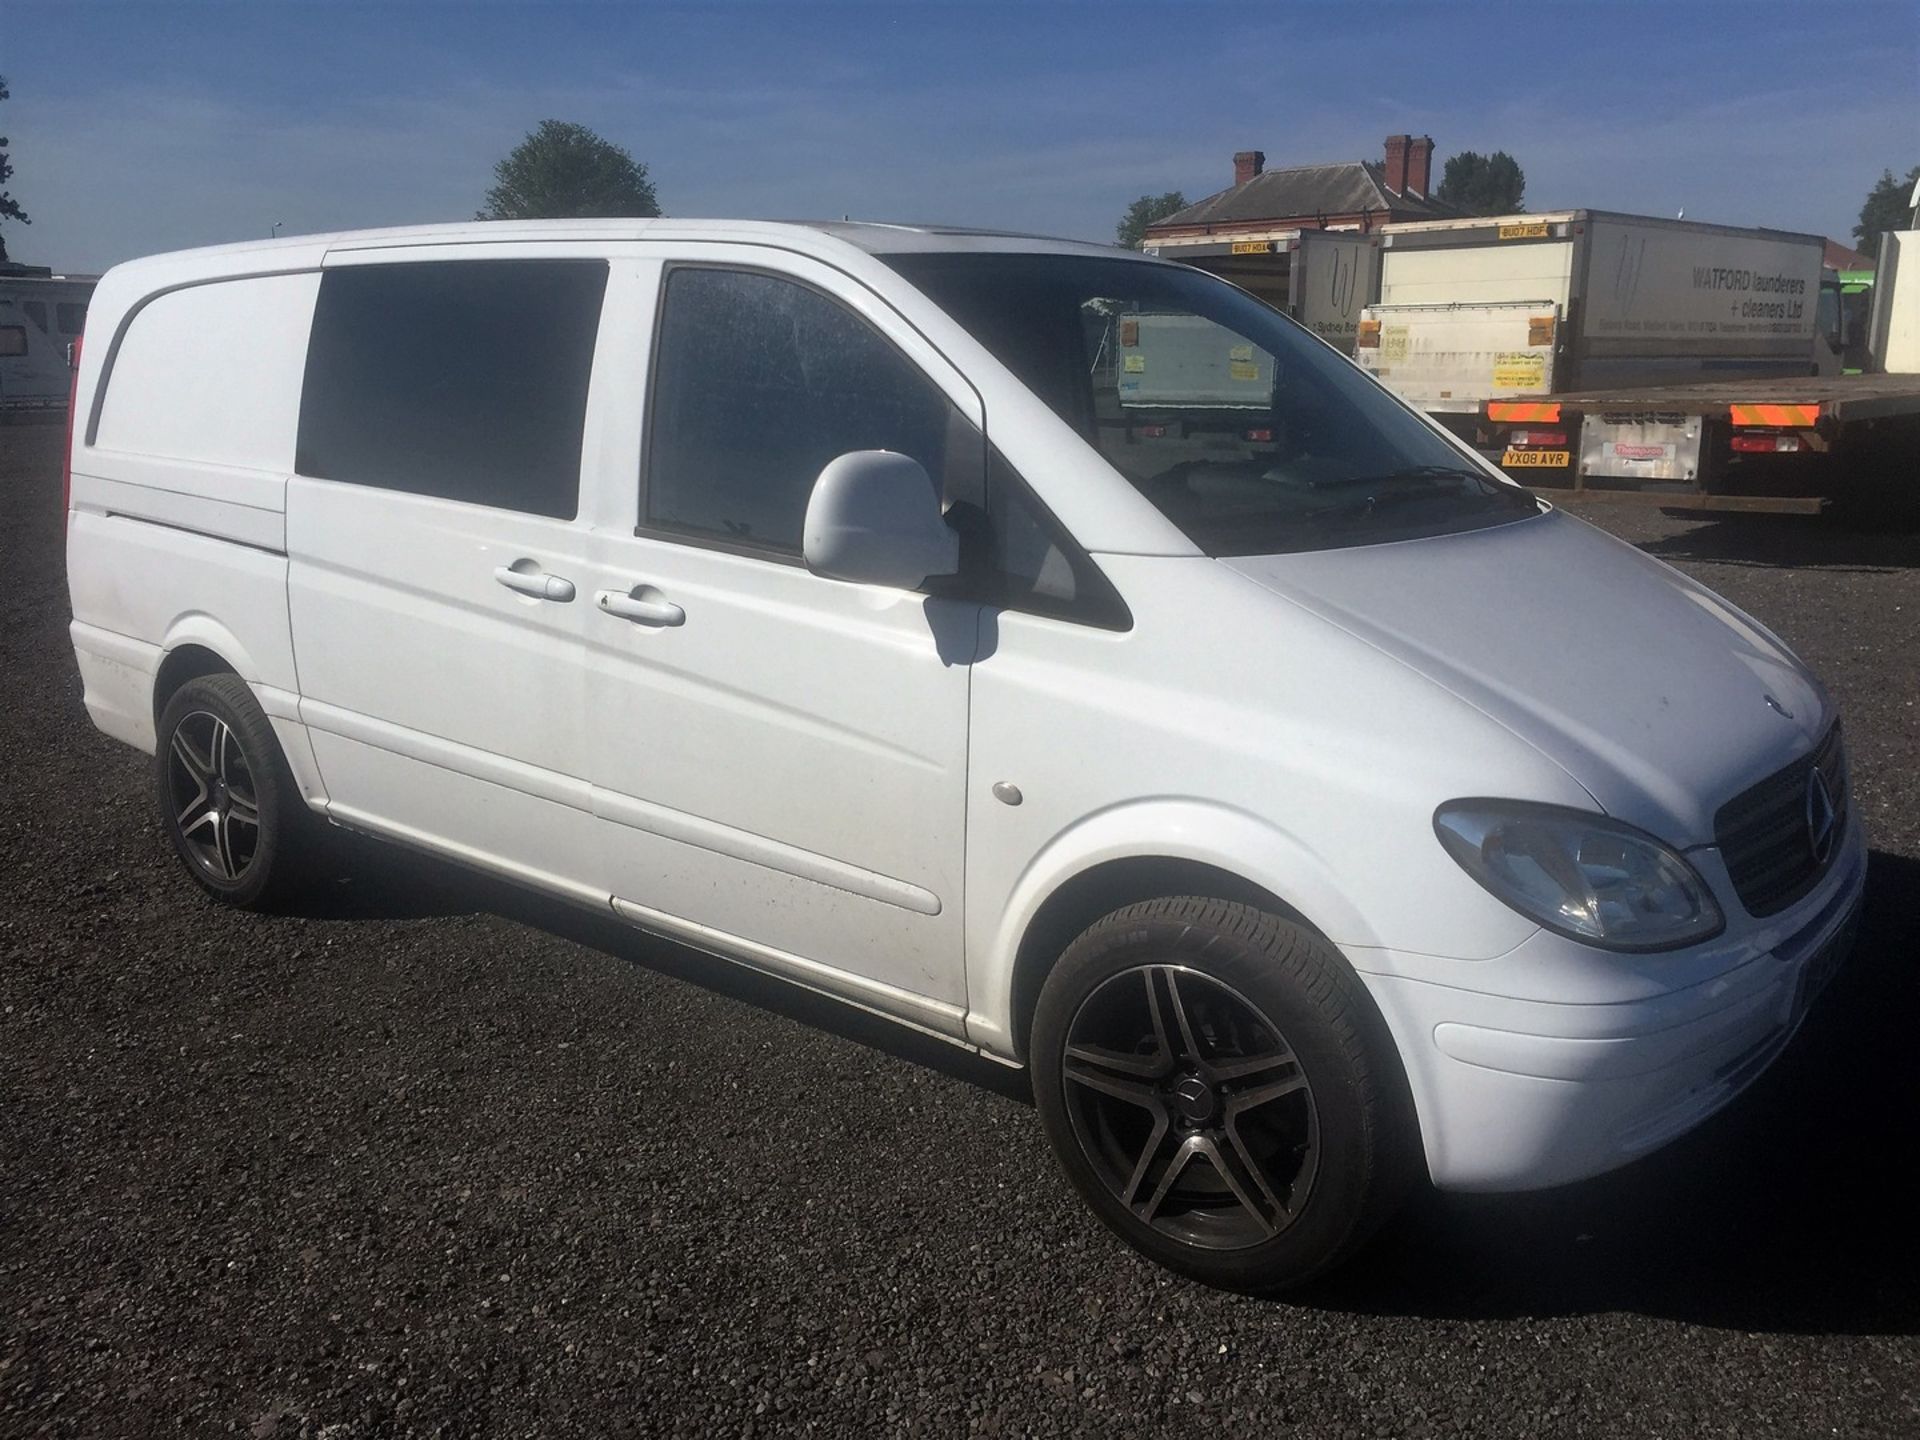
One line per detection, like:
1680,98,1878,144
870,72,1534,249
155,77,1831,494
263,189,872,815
1303,466,1538,523
1306,464,1492,489
1303,488,1440,523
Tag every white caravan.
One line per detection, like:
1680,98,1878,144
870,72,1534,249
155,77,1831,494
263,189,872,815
1,268,94,417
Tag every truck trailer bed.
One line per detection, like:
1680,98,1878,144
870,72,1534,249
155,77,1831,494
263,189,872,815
1482,374,1920,515
1500,373,1920,425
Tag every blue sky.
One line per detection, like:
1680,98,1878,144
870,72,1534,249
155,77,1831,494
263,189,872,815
3,1,1914,272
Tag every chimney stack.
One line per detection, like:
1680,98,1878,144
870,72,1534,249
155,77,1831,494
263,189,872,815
1233,150,1265,187
1383,135,1410,195
1407,136,1435,198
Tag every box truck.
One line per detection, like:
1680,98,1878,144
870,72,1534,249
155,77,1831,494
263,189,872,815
1355,211,1833,428
1140,229,1379,354
1355,213,1920,511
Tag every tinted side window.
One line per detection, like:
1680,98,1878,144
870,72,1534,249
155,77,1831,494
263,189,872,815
645,267,953,554
298,260,607,519
0,326,24,357
56,303,86,335
20,301,48,333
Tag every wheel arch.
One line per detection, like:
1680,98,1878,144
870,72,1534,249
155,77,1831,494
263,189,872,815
151,641,240,728
150,631,327,811
149,607,273,713
1005,856,1316,1065
970,800,1384,1064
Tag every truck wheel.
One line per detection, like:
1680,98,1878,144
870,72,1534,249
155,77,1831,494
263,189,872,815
1031,897,1416,1292
155,674,317,909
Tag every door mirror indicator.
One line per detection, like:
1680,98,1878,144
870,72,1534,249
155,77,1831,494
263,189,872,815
802,450,959,590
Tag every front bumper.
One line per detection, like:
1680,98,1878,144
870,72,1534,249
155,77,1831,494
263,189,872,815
1365,820,1866,1192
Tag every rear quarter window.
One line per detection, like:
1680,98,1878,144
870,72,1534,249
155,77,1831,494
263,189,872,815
92,272,322,472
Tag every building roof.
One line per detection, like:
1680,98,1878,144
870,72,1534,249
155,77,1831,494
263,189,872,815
1153,160,1458,231
1824,238,1873,272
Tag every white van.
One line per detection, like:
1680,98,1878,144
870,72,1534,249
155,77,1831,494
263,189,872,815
65,221,1864,1291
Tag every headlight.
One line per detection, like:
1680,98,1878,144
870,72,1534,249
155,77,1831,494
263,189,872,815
1434,800,1723,952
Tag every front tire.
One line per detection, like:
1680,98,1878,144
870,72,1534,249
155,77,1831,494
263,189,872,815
1031,897,1415,1292
155,673,315,909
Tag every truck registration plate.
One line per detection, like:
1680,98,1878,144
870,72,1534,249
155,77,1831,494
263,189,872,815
1502,449,1569,468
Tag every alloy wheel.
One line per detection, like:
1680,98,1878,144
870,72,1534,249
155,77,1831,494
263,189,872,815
165,710,261,883
1061,964,1320,1250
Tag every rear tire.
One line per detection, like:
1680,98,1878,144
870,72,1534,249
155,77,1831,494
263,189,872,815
154,673,317,909
1031,897,1415,1292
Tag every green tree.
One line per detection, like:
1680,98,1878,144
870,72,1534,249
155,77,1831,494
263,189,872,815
1115,191,1188,249
0,75,30,263
1852,165,1920,261
1436,151,1526,216
478,120,661,221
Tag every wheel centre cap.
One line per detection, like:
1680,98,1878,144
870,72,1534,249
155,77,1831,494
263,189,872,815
1173,1075,1216,1123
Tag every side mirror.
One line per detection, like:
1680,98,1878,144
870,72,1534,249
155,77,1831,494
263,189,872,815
802,450,959,590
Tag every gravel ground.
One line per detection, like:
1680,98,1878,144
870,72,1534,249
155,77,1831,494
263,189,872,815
3,422,1917,1438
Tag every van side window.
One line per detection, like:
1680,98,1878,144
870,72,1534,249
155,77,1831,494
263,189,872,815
0,326,24,357
644,267,954,555
298,261,607,520
56,303,86,335
20,300,48,333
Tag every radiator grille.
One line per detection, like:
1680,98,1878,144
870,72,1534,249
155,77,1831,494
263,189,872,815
1714,724,1848,917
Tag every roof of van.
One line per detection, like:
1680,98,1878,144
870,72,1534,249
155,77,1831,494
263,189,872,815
103,219,1149,273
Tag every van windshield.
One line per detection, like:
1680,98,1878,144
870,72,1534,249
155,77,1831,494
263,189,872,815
880,252,1539,557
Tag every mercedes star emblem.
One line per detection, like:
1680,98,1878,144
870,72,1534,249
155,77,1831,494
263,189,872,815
1805,768,1837,865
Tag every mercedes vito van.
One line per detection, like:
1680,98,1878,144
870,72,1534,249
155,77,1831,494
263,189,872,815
65,221,1864,1291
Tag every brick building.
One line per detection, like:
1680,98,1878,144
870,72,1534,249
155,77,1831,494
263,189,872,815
1145,135,1460,245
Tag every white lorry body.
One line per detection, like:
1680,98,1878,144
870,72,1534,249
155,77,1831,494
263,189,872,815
1141,229,1380,354
1116,312,1278,411
1355,300,1558,416
1867,230,1920,374
1356,212,1827,418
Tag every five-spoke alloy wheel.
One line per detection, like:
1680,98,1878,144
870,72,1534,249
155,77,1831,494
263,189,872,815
1033,897,1415,1293
166,710,262,884
155,673,314,908
1063,964,1319,1250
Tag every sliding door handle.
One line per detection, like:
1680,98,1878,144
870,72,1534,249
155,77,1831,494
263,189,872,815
596,586,685,628
494,564,576,603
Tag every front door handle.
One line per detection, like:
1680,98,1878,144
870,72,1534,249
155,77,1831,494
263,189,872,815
596,586,685,628
494,563,576,603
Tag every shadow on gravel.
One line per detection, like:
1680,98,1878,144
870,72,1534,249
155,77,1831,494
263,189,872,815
1316,847,1920,1337
296,835,1917,1335
293,847,495,921
1633,513,1920,573
295,839,1034,1104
